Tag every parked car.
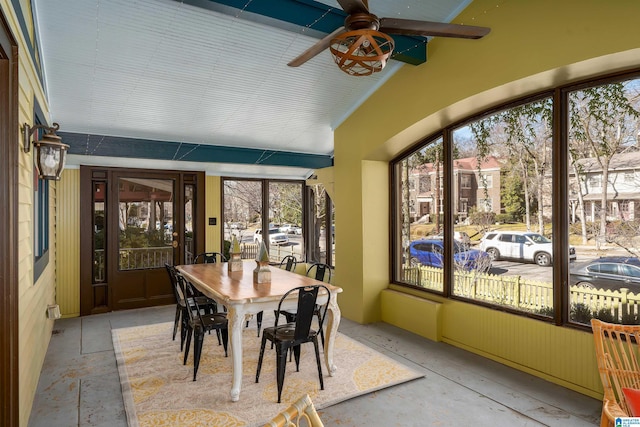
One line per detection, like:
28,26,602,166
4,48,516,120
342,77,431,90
479,231,576,267
408,239,491,272
570,257,640,291
254,228,289,245
279,224,302,235
433,231,472,248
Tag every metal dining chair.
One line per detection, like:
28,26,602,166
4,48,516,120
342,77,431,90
193,252,228,264
256,284,329,403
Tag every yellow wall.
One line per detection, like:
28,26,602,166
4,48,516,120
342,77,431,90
334,0,640,397
57,168,80,317
205,175,222,253
4,0,59,424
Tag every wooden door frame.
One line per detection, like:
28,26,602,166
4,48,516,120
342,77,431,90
80,166,205,315
0,9,19,426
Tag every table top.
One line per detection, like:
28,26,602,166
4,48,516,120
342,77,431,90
176,261,342,305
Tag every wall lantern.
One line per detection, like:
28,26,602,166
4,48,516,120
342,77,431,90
22,122,69,180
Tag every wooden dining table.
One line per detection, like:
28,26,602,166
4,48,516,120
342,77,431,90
176,260,343,402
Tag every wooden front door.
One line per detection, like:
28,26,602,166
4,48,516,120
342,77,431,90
80,167,204,315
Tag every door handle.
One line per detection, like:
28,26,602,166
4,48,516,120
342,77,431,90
172,232,178,237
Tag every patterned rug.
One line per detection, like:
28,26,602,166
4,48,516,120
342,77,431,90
113,320,423,427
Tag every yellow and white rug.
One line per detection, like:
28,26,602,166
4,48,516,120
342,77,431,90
113,321,423,427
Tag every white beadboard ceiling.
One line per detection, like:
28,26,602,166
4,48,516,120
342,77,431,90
33,0,472,179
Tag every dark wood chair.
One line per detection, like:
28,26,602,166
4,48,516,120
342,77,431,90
256,284,329,403
177,272,229,381
193,252,228,264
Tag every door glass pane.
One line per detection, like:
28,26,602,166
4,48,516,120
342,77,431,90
93,182,106,283
308,183,328,264
223,179,262,259
118,178,174,270
268,181,303,263
452,97,554,315
184,184,195,264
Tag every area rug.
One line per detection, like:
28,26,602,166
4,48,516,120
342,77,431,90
113,320,423,427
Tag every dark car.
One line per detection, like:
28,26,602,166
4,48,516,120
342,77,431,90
408,239,491,272
569,257,640,291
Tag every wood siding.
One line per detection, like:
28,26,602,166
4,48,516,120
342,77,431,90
57,168,80,317
3,0,59,424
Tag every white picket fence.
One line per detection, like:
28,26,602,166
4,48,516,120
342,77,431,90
402,265,640,321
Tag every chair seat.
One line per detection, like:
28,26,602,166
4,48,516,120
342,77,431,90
264,323,319,342
196,312,228,329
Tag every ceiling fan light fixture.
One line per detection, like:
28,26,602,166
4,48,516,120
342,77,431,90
329,29,394,76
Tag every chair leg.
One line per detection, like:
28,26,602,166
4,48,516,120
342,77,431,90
276,344,288,403
193,326,204,381
180,311,188,351
255,335,268,383
293,345,301,371
172,305,181,340
256,311,263,336
183,327,192,365
220,327,229,357
313,337,324,391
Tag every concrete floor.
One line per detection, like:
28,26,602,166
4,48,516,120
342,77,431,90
28,305,602,426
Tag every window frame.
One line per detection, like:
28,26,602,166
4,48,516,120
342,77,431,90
390,67,640,329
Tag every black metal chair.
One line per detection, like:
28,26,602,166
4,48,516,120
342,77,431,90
250,255,299,337
177,272,229,381
306,262,332,283
165,263,218,350
279,255,298,272
193,252,228,264
279,262,331,346
256,284,329,403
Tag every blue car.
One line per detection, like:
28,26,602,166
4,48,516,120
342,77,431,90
409,239,491,272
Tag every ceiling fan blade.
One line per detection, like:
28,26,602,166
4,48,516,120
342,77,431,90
379,18,490,39
337,0,369,15
288,27,346,67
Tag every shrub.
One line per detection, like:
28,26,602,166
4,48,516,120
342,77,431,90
593,307,615,323
570,303,593,324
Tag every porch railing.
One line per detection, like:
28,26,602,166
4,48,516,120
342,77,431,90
94,243,297,281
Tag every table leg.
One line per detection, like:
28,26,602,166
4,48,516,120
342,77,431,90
227,306,245,401
324,293,341,376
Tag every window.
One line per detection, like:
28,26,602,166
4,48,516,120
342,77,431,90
221,178,331,266
588,175,602,189
460,174,471,189
479,173,493,189
33,173,49,281
393,71,640,327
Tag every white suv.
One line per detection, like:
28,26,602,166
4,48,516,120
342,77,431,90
254,228,289,245
479,231,576,267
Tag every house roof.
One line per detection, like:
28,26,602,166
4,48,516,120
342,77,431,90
576,150,640,173
412,155,502,174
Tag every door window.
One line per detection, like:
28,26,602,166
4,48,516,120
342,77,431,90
118,177,174,270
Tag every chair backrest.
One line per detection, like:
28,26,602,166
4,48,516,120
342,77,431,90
279,255,297,272
591,319,640,418
193,252,227,264
276,285,329,342
175,272,202,324
165,263,182,302
265,393,324,427
306,263,332,283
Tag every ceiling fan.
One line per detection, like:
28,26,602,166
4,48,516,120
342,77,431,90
288,0,491,76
